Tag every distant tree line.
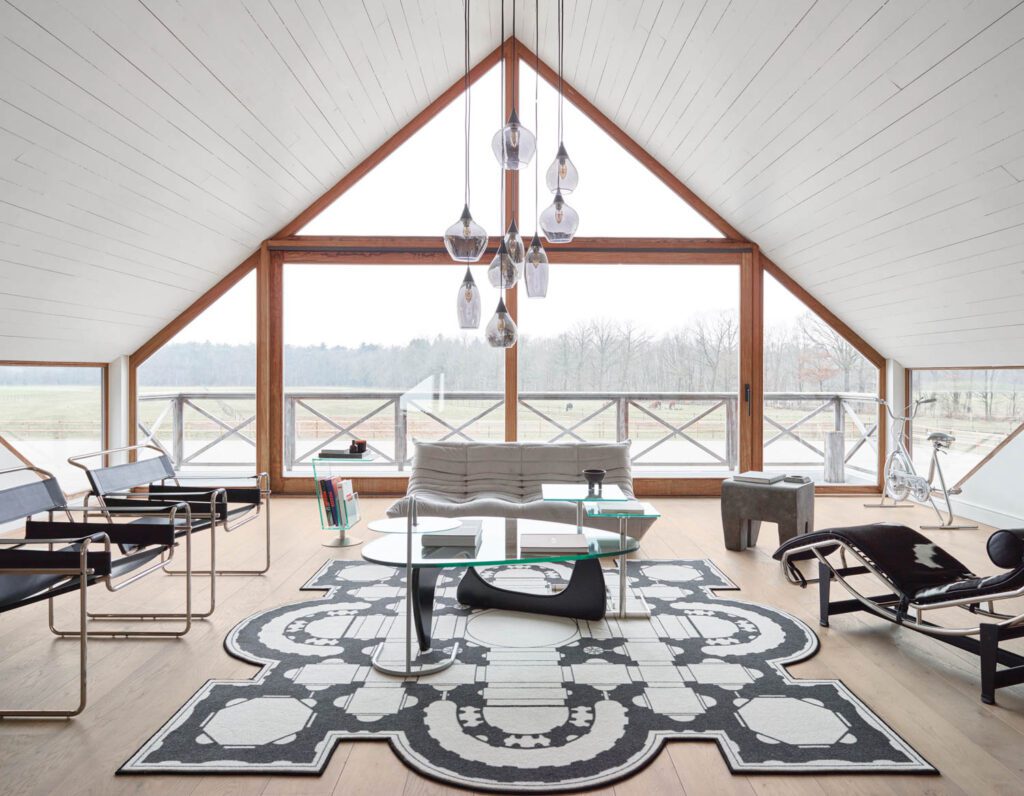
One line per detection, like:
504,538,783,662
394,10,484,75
2,311,887,396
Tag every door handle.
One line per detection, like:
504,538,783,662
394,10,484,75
744,384,751,416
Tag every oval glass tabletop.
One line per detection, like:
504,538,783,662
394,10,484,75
361,516,638,569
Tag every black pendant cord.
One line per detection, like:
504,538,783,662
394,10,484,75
464,0,471,208
498,0,505,252
534,0,540,232
558,0,564,146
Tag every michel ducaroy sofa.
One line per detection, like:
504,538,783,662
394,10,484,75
386,440,657,539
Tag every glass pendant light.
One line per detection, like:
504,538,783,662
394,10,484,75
487,239,520,288
485,295,518,348
444,0,487,264
504,218,526,268
526,0,549,297
493,108,536,170
545,142,579,193
524,233,549,297
456,267,481,329
544,0,580,205
445,205,488,262
540,190,579,243
491,0,535,171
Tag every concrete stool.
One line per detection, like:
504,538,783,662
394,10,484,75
721,478,814,551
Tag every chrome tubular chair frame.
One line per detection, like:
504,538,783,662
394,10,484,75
0,536,91,719
69,444,271,578
81,490,215,621
48,502,195,638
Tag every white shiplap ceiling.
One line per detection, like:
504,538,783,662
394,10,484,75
1,0,1022,366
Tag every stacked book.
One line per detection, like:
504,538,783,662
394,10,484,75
422,520,483,549
520,533,590,556
318,476,360,528
733,471,784,485
586,500,648,516
317,448,370,460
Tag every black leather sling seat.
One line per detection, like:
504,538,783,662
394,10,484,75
774,523,1024,606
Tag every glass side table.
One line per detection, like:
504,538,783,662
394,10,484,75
584,501,661,618
541,483,629,531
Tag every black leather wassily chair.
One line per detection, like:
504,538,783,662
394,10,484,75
0,465,193,718
69,443,271,621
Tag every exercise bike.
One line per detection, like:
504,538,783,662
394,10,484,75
865,397,978,530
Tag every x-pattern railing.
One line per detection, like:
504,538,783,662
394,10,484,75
137,392,255,468
139,390,878,477
763,393,877,474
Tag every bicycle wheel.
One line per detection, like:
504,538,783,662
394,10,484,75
885,451,913,501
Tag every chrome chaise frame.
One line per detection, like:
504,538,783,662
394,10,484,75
778,537,1024,704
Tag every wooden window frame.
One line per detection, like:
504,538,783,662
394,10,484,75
128,36,885,498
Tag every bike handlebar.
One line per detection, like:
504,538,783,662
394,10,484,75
877,396,936,420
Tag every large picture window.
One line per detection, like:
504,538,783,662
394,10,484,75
136,272,256,475
282,264,504,477
762,273,881,484
0,364,105,493
131,45,885,496
517,264,739,477
909,368,1024,485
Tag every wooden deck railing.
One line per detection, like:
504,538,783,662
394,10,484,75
137,389,879,478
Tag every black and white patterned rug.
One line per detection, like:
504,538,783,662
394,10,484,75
119,559,934,789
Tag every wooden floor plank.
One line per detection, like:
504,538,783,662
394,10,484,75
1,494,1021,796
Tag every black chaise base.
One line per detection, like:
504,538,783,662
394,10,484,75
456,558,608,621
817,561,1024,705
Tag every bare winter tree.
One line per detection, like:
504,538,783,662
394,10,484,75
694,312,738,391
799,314,861,391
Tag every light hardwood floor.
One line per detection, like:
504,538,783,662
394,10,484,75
1,496,1022,796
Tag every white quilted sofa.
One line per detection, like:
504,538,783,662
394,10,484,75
386,440,657,539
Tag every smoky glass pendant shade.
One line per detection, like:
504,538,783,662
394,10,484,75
485,296,518,348
456,267,482,328
504,219,526,267
491,108,536,170
524,234,549,298
443,205,488,262
540,191,579,244
487,239,521,288
545,142,579,193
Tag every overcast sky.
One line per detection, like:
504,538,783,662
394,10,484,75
177,63,807,348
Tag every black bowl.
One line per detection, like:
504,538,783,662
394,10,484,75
583,468,606,494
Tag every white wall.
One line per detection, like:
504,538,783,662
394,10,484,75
107,356,130,465
952,431,1024,528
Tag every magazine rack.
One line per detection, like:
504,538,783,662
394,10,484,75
312,458,362,548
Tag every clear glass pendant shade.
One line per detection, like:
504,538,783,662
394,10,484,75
545,142,579,193
491,108,536,170
485,296,518,348
524,234,549,298
504,219,526,268
443,205,488,262
487,239,521,288
455,267,481,328
539,191,579,244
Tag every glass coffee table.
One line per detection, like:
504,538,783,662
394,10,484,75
361,511,638,676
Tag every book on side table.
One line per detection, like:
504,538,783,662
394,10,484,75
586,500,648,516
733,471,785,485
520,533,591,555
